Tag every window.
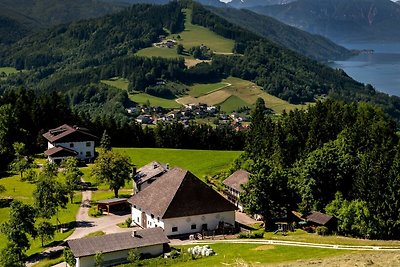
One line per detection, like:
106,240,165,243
172,227,178,232
85,151,91,157
137,217,139,222
69,143,74,148
191,224,196,230
157,217,160,222
86,142,91,147
151,214,154,219
202,224,208,231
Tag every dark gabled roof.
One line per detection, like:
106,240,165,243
67,228,169,258
96,198,128,205
222,170,250,193
43,124,97,143
134,161,168,185
44,146,78,157
305,211,335,226
129,167,237,219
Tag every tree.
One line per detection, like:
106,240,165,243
241,160,290,229
0,201,37,251
92,150,131,198
9,142,32,179
95,251,104,267
0,242,26,267
0,185,5,194
176,44,184,55
62,157,83,203
127,248,140,263
33,171,68,220
63,248,76,267
100,130,112,151
36,221,55,247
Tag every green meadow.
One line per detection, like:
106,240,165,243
129,93,181,109
172,243,350,267
0,173,81,255
188,82,228,97
0,67,20,75
113,147,241,179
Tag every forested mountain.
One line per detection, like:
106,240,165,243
250,0,400,43
208,7,352,60
227,0,293,8
0,0,128,44
2,1,400,121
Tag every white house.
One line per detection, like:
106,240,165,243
43,124,97,164
129,167,237,236
222,170,250,212
67,228,169,267
133,161,169,193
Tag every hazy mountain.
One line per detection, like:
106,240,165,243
227,0,294,8
250,0,400,43
208,7,352,60
0,0,128,44
102,0,227,7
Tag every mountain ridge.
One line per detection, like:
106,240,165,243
249,0,400,43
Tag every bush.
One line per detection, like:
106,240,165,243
125,217,132,228
304,226,315,233
238,230,264,239
316,226,330,236
89,207,102,217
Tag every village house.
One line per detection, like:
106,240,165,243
135,115,153,124
129,167,237,236
43,124,97,164
67,228,169,267
133,161,169,193
223,170,250,212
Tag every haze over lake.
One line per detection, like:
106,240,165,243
332,43,400,97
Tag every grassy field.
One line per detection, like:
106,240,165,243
220,95,250,113
129,93,181,109
0,67,19,75
135,8,234,59
0,173,81,255
101,77,129,90
171,243,350,267
188,82,229,97
178,77,304,114
113,147,241,179
264,229,400,247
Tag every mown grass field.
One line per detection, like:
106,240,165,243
188,82,228,97
136,46,183,59
172,243,350,267
220,95,250,113
0,66,19,75
0,173,81,255
113,147,241,179
129,93,181,109
264,229,400,247
101,77,129,90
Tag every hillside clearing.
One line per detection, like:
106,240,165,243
188,82,230,97
0,67,20,75
129,93,181,109
101,77,129,90
113,147,241,179
220,95,250,113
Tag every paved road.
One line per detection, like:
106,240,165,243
66,188,132,241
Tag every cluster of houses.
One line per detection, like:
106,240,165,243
42,124,337,267
129,103,250,130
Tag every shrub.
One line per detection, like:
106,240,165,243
125,217,132,228
316,226,330,236
304,226,315,233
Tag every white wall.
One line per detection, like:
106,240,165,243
52,141,95,160
163,211,235,236
132,206,235,236
75,244,164,267
131,206,165,229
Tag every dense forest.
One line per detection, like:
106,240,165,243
240,99,400,239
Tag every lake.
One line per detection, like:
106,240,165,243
331,43,400,96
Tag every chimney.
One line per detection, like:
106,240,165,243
166,163,169,170
132,230,137,237
153,163,158,169
131,166,137,176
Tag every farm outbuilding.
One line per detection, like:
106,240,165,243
67,228,169,267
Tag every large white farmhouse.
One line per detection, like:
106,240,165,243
43,124,97,164
129,167,237,236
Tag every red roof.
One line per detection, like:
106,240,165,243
43,124,97,143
